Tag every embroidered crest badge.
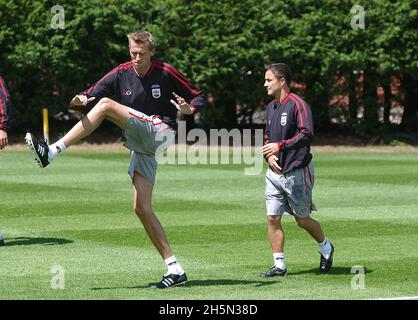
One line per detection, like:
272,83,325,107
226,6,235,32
151,84,161,98
281,112,287,126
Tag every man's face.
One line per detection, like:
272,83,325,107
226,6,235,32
264,70,285,97
129,40,155,69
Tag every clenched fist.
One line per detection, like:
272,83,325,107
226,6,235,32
69,95,96,109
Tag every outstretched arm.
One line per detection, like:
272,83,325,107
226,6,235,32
70,66,119,109
167,63,207,114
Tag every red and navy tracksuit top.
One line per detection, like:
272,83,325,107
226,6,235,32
81,60,207,131
0,76,12,132
264,92,314,174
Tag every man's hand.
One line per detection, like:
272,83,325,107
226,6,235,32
262,142,282,159
170,92,195,115
69,95,96,109
0,129,8,150
267,154,282,174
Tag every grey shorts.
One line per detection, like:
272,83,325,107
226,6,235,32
265,162,317,218
123,108,175,185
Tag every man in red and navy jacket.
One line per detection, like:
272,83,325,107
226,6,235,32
0,75,12,150
78,53,206,131
263,82,314,174
25,31,207,288
259,63,334,278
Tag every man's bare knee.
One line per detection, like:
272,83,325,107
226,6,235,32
134,203,153,221
98,97,112,105
295,216,310,229
267,215,281,226
92,98,116,117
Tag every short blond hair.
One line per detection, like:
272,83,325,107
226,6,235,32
127,31,156,50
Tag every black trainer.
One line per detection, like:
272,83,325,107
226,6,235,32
25,132,50,168
319,243,334,273
260,265,288,278
151,272,187,289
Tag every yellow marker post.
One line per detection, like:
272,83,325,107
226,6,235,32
42,107,49,143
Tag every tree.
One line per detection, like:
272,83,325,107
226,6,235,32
1,0,416,137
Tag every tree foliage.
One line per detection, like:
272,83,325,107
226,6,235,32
0,0,416,136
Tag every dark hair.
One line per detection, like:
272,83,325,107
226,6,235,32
264,63,292,84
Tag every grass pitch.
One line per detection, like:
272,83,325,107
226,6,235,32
0,146,417,300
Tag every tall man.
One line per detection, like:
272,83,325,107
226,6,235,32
260,63,334,277
25,31,207,288
0,74,13,246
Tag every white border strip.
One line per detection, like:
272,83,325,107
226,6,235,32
371,296,418,300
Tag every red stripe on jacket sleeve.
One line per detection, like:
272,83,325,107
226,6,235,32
291,93,312,132
289,95,306,130
0,78,8,102
0,98,4,128
153,63,201,96
0,78,6,128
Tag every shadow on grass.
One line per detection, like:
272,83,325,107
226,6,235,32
289,266,373,276
91,279,278,291
3,237,73,246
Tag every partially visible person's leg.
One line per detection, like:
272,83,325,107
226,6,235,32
61,98,131,148
0,227,4,246
262,214,287,276
261,169,289,277
286,164,334,272
133,172,173,259
268,215,284,253
132,172,187,288
294,215,334,272
25,98,133,167
293,215,325,243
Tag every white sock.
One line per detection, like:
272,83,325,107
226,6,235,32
319,237,332,259
273,252,286,270
48,140,66,160
164,256,184,275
